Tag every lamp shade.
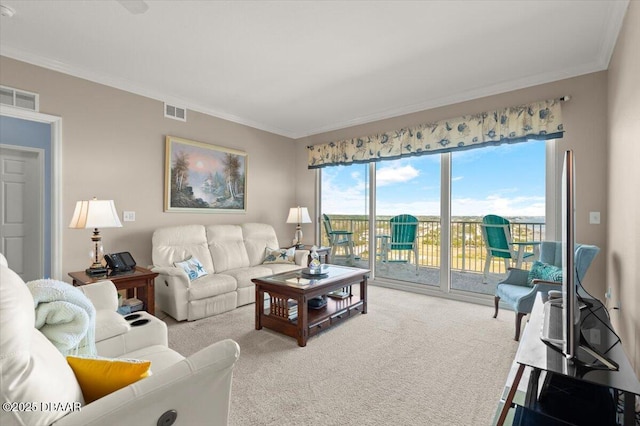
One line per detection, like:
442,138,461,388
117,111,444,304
69,198,123,229
286,206,311,224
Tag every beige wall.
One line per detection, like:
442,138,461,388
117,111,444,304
0,56,298,277
607,0,639,376
296,72,610,298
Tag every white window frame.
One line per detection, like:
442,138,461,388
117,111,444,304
318,140,558,304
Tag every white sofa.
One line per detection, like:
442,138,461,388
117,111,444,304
0,254,240,426
151,223,308,321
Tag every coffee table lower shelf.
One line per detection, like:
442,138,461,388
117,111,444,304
262,296,364,341
253,265,369,347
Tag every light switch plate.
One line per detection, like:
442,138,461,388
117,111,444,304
589,211,600,224
123,211,136,222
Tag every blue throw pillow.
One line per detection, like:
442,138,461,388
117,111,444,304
527,261,563,286
174,256,208,281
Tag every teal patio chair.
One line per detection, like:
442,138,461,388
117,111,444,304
322,214,354,265
481,214,535,283
493,241,599,341
380,214,419,273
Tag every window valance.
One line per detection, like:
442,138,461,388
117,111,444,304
307,98,564,169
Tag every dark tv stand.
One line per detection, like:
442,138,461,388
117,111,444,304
541,329,619,372
496,294,639,426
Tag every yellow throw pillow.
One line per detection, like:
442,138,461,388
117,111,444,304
67,355,151,403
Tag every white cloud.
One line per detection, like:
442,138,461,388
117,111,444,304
322,168,544,217
452,176,464,182
452,195,545,216
377,164,420,186
321,169,369,214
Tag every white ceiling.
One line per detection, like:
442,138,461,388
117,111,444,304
0,1,629,138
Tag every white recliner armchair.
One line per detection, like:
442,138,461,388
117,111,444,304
75,279,171,359
0,254,240,426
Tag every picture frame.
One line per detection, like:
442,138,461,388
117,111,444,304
164,136,247,213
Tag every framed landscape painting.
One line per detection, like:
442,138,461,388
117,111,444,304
164,136,247,213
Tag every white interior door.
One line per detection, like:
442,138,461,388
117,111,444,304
0,145,43,281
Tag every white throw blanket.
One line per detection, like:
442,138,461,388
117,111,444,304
26,279,97,356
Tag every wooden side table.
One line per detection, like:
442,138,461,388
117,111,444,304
69,266,159,315
296,245,331,264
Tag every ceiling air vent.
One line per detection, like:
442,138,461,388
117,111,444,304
164,103,187,122
0,85,39,111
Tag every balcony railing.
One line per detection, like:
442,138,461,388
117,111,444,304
322,216,545,275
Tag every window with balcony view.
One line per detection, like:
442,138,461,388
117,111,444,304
321,140,546,298
450,141,546,295
321,164,369,266
375,156,441,287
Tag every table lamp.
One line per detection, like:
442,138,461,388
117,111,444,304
286,206,312,247
69,197,123,276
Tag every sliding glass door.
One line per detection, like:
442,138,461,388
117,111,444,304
319,140,548,298
450,142,546,296
374,157,440,286
320,164,369,266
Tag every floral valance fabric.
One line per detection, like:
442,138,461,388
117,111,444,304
307,98,564,169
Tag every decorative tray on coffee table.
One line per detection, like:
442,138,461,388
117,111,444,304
300,267,328,278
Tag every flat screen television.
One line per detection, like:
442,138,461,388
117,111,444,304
541,150,618,371
561,149,578,360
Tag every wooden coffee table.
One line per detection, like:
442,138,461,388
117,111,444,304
252,264,369,347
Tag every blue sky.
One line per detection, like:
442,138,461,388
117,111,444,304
321,141,546,217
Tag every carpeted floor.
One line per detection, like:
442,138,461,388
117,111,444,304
165,285,518,425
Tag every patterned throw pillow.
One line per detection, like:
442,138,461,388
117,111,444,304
527,261,563,286
263,247,296,264
174,256,208,281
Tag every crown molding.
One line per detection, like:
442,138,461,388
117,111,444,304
298,60,608,139
303,0,630,140
0,46,609,141
2,0,626,145
594,0,630,70
0,47,300,139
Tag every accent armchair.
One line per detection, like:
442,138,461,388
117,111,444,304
493,241,599,341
